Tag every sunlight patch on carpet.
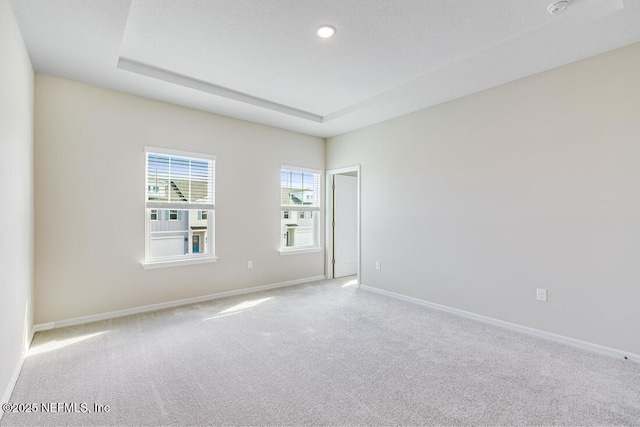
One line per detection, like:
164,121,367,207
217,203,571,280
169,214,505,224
202,311,243,321
218,297,272,314
342,279,358,287
29,331,108,356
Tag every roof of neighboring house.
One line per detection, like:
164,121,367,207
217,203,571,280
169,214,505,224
148,178,210,203
281,187,312,206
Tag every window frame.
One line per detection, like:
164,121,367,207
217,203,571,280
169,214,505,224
279,166,323,255
143,146,217,269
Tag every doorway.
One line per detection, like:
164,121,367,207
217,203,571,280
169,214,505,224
192,234,200,253
326,166,360,283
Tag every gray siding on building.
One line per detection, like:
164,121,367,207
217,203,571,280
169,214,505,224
150,210,189,232
149,210,190,257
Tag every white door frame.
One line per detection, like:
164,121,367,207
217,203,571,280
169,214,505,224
326,165,361,286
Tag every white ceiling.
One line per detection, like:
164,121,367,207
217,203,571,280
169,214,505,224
10,0,640,137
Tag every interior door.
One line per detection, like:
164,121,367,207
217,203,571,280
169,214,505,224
333,174,358,278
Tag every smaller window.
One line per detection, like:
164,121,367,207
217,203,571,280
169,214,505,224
150,209,158,221
169,210,178,221
280,167,321,252
201,210,208,220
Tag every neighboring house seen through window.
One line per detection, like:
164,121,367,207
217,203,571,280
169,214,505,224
280,167,321,252
144,147,216,267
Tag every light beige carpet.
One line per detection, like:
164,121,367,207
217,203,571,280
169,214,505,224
2,277,639,426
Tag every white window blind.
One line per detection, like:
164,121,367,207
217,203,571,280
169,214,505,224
145,148,215,211
280,168,321,211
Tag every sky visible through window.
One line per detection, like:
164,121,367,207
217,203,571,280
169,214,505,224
281,170,316,206
280,170,314,189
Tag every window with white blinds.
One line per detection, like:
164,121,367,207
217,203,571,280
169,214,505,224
280,167,321,251
146,149,215,210
144,147,216,267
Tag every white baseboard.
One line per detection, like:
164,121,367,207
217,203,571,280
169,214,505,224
360,284,640,363
0,355,25,419
34,275,326,333
1,327,35,420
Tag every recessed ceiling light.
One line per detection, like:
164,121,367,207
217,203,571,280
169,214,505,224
317,25,336,38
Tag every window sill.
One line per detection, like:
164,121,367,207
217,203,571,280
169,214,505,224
278,247,323,256
142,256,218,270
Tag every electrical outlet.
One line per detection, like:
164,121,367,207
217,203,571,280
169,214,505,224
536,288,547,302
248,260,253,269
375,261,381,271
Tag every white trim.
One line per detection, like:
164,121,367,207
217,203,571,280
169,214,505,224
279,247,324,256
326,166,361,285
146,202,214,210
33,323,55,333
360,284,640,363
327,166,360,176
120,58,323,123
144,145,217,161
280,206,321,212
0,355,25,417
142,256,218,270
32,276,326,332
1,328,35,419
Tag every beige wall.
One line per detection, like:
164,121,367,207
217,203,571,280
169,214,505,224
35,75,324,324
327,43,640,355
0,0,34,405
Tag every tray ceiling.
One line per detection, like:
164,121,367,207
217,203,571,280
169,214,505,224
10,0,640,137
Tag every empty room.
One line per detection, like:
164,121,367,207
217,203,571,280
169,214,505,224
1,0,640,425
